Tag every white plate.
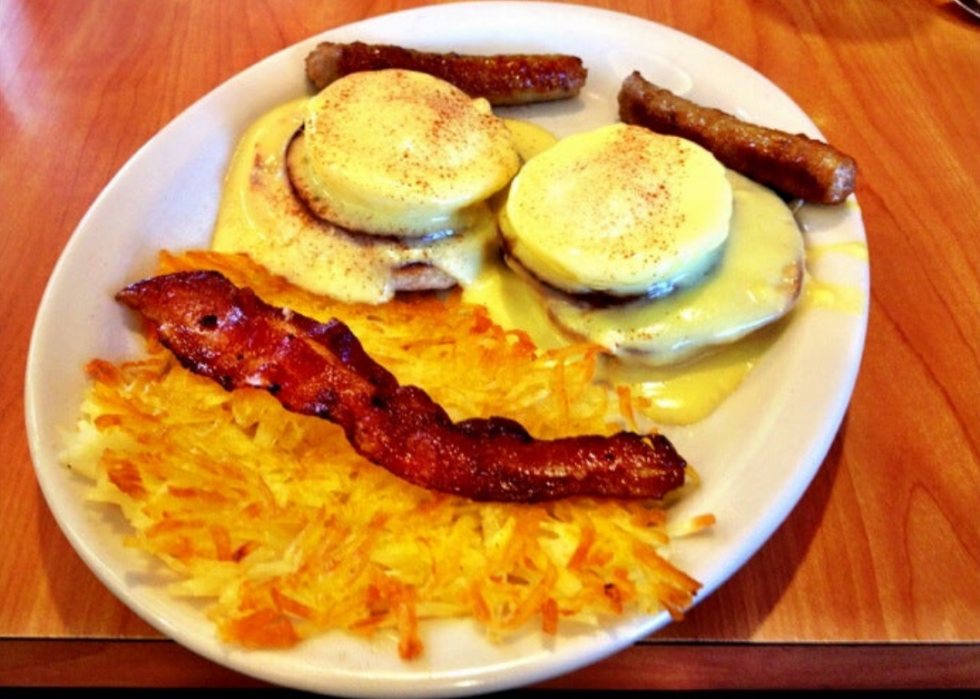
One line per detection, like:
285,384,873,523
25,2,868,696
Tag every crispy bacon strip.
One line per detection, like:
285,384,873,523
115,270,686,503
305,41,587,106
618,71,857,204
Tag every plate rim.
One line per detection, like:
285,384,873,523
24,3,869,696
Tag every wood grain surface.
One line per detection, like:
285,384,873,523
1,0,978,690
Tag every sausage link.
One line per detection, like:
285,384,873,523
306,41,587,106
618,71,857,204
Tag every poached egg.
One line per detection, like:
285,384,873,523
212,76,808,424
492,123,805,367
212,69,522,304
298,69,521,237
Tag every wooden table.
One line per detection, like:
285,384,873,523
2,0,978,691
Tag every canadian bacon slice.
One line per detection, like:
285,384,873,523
115,270,686,503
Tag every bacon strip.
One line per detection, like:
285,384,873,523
115,271,686,503
618,71,857,204
305,41,587,106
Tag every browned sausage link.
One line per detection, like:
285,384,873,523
305,41,587,106
618,71,857,204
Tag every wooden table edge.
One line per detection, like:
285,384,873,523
2,638,977,690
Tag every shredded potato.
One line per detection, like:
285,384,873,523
61,250,712,659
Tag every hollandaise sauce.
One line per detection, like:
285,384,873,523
801,240,869,315
461,257,792,425
211,86,865,428
211,98,499,304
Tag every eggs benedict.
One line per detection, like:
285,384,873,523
294,69,520,237
212,69,522,303
496,123,805,366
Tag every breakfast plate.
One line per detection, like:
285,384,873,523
25,2,868,696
